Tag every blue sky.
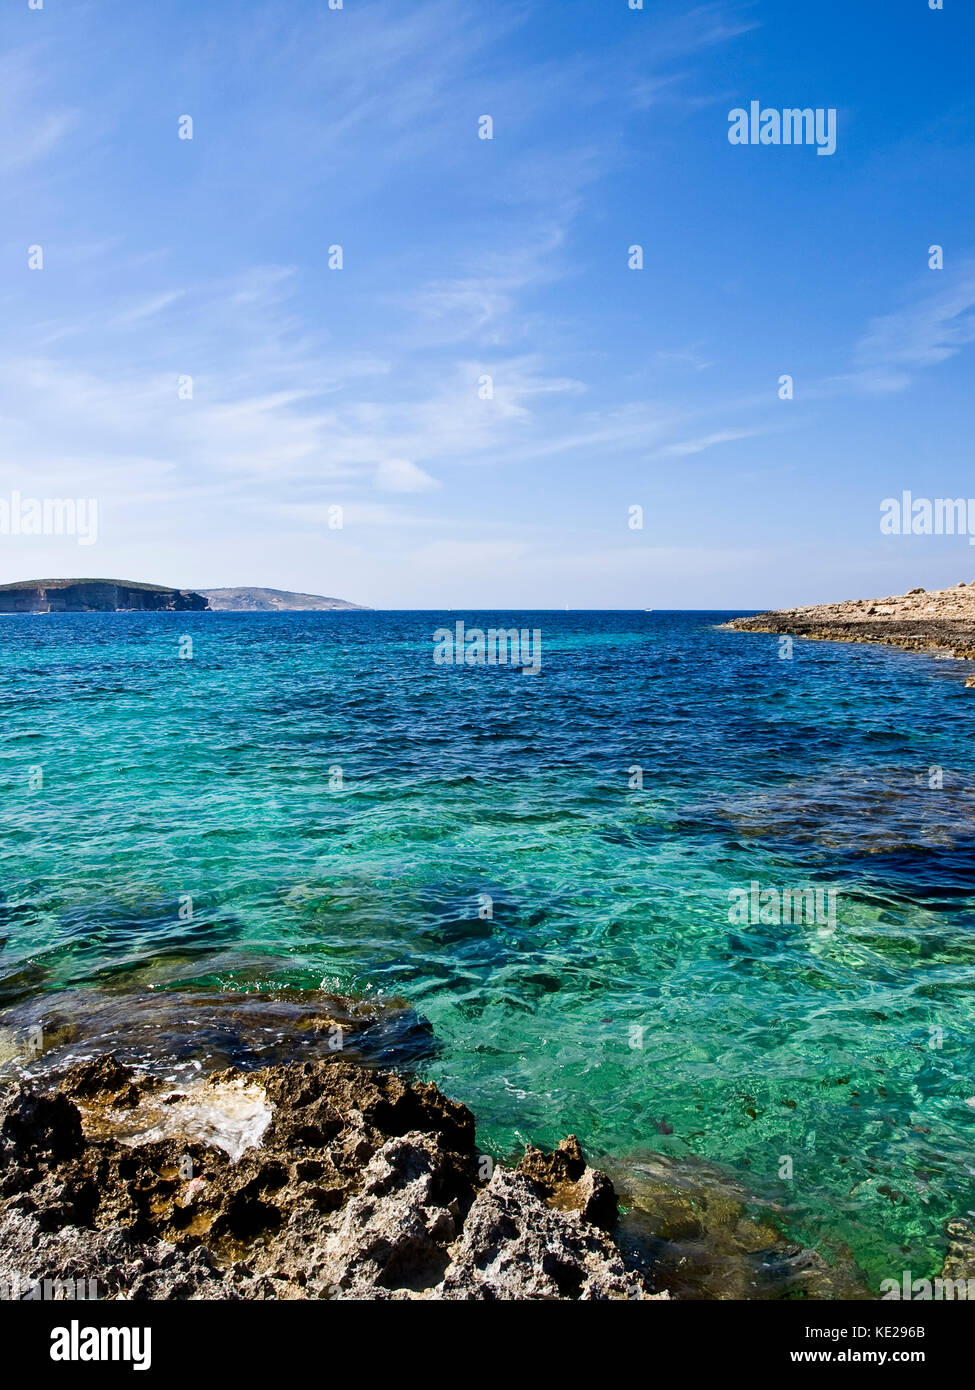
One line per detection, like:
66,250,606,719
2,0,974,608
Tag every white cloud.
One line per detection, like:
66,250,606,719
804,265,975,402
374,458,440,493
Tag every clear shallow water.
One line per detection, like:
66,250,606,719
1,609,974,1288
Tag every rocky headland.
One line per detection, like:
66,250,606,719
0,579,208,614
726,580,975,666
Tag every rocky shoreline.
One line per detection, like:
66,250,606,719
725,580,975,669
0,1049,919,1302
0,1055,660,1301
0,982,891,1301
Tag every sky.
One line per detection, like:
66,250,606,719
1,0,974,609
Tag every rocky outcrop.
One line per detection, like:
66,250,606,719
0,1056,661,1301
0,580,208,613
725,581,975,661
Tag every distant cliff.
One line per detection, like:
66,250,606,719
0,579,209,613
201,587,367,611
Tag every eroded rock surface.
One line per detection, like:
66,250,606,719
0,1056,661,1301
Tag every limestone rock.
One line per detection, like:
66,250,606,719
0,1055,654,1302
725,581,975,663
436,1167,657,1300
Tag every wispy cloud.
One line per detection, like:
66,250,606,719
0,50,80,175
109,291,187,328
854,266,975,373
806,263,975,401
6,0,939,609
653,346,714,372
662,427,770,458
374,458,440,493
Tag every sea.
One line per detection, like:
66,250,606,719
1,609,974,1289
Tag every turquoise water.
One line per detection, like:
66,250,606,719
2,610,974,1288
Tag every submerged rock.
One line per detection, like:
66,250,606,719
607,1150,871,1300
941,1218,975,1285
0,1056,662,1301
0,986,437,1085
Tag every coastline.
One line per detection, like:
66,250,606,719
3,979,970,1303
724,582,975,669
1,1046,885,1302
0,1051,659,1301
0,987,881,1302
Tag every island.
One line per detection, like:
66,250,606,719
0,580,367,614
200,587,367,611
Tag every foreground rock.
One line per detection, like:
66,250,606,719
726,580,975,661
0,1056,659,1301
